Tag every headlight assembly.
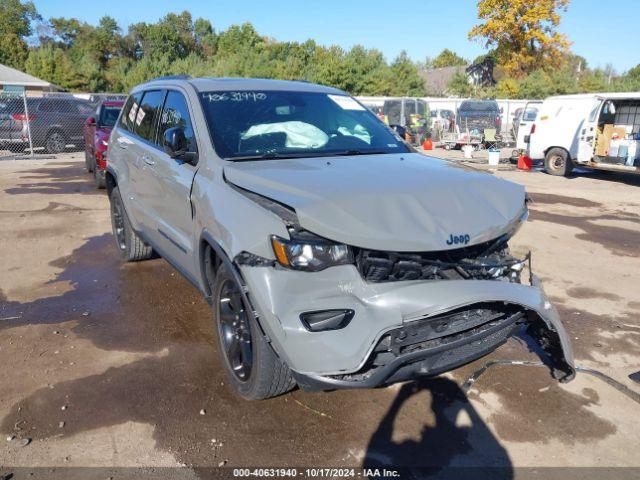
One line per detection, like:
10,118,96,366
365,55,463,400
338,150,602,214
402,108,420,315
270,234,353,271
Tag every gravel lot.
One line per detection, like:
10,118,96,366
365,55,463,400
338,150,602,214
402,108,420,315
1,152,639,476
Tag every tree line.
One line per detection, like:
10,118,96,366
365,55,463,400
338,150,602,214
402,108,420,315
0,1,425,95
0,0,638,98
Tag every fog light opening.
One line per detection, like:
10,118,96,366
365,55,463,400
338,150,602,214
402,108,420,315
300,309,355,332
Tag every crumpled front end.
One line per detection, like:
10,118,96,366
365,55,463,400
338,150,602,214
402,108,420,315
225,167,574,391
239,257,576,391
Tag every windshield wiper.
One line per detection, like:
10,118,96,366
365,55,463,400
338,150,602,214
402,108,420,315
334,149,389,156
227,152,315,162
227,149,392,162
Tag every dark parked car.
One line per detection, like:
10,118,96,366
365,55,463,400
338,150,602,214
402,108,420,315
83,100,124,188
456,99,502,134
0,96,94,154
0,97,40,152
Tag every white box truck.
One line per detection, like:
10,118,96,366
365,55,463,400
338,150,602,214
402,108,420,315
527,92,640,176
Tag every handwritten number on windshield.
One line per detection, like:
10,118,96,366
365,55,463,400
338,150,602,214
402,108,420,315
205,92,267,102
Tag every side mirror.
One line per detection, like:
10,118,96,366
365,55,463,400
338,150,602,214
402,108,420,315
85,116,96,126
163,127,196,163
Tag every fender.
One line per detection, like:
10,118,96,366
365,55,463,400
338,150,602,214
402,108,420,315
199,229,273,343
105,164,118,194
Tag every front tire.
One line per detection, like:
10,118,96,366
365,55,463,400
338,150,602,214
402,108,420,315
45,130,67,154
212,264,295,400
544,148,574,177
109,186,153,261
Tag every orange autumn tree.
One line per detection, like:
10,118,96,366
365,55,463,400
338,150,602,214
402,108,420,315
469,0,571,78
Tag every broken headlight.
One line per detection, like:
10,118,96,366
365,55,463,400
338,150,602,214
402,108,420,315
270,234,354,271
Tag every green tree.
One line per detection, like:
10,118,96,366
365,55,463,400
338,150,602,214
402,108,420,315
24,44,77,88
0,33,30,70
194,18,217,56
626,64,640,79
216,22,263,58
389,51,425,96
0,0,40,69
431,49,467,68
0,0,39,37
127,11,196,62
447,72,475,97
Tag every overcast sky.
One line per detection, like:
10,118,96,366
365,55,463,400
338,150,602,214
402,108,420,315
32,0,640,73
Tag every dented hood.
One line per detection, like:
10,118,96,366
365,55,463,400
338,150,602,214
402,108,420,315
224,153,526,251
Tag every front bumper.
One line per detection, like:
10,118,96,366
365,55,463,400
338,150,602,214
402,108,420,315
240,265,575,389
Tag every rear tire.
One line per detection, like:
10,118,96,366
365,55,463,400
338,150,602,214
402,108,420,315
544,148,574,177
212,263,295,400
109,186,153,261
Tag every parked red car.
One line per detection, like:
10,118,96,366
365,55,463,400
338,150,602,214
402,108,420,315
83,101,124,188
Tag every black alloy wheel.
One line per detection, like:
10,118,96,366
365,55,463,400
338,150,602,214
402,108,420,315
217,278,253,381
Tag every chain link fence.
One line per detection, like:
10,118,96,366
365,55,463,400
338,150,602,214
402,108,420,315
0,91,126,161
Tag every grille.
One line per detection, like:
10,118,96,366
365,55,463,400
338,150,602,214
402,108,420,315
356,238,523,283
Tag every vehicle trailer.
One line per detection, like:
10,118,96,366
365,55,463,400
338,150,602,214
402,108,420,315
528,92,640,177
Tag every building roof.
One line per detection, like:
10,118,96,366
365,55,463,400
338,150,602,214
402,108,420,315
419,66,468,96
0,63,62,90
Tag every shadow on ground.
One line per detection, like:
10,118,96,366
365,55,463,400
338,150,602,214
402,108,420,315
3,161,102,196
364,378,513,477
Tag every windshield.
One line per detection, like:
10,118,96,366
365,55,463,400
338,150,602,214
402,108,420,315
199,91,409,160
523,106,538,121
99,105,122,127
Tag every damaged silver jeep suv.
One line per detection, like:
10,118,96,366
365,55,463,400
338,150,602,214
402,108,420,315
107,76,575,400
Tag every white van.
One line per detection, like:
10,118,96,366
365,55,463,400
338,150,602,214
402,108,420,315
527,93,640,176
515,101,542,152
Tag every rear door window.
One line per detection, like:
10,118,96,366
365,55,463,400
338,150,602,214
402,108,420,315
133,90,164,143
120,93,142,133
158,91,197,152
460,101,499,112
38,100,59,113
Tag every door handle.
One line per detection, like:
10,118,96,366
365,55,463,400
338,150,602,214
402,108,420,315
116,138,128,149
142,155,155,166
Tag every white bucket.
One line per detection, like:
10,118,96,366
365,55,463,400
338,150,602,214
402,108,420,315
488,149,500,166
462,145,474,159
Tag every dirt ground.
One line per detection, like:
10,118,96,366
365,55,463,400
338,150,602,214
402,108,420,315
1,152,639,477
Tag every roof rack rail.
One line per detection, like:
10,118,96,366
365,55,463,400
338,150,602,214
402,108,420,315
148,74,192,82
